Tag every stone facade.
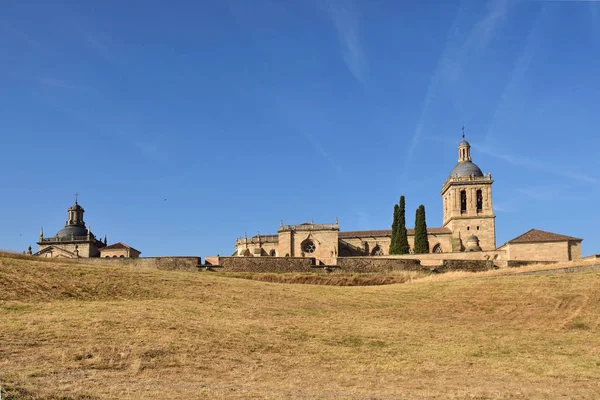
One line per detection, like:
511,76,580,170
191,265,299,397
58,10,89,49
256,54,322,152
338,228,453,257
99,242,141,259
59,256,201,272
497,229,582,262
205,256,499,274
207,256,316,273
235,223,339,265
34,199,139,259
35,200,106,259
335,257,422,273
35,241,98,258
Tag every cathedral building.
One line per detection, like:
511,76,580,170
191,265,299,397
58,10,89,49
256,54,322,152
234,134,582,265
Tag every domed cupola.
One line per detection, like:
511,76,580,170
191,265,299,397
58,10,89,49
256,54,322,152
448,129,484,178
56,195,89,238
464,234,482,252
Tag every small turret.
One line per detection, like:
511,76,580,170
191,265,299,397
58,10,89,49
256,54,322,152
458,126,472,163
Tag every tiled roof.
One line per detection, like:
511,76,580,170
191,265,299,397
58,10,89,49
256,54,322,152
100,242,141,252
339,230,392,238
506,229,582,244
339,227,451,239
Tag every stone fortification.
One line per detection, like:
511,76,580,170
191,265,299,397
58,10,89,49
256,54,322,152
435,259,495,272
335,257,422,273
206,256,316,273
75,256,201,272
204,256,499,274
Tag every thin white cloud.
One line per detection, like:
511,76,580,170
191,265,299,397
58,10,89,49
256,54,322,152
591,1,600,35
403,0,512,174
131,137,167,162
327,1,367,83
515,186,564,199
270,93,347,180
475,0,511,48
0,21,43,50
492,202,510,212
484,5,546,144
474,144,600,185
302,132,344,175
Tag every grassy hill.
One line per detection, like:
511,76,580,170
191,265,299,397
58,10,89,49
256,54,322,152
1,255,599,399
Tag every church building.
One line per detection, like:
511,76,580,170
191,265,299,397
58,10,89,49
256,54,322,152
34,197,140,259
234,134,582,265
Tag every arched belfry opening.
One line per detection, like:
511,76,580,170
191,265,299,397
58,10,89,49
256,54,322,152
460,190,467,214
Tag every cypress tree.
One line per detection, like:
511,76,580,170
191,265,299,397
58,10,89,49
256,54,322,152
397,196,410,254
413,204,430,254
389,204,400,254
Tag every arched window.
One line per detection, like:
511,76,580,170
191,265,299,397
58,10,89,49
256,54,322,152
476,189,483,212
119,255,125,258
460,190,467,213
302,240,316,254
432,244,443,253
270,250,277,257
105,256,110,258
371,246,384,256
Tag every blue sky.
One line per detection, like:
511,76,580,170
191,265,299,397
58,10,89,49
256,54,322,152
1,0,599,257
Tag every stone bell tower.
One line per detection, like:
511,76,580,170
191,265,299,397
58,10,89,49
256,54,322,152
441,129,496,251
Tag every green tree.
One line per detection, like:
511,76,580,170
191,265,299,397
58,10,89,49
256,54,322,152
397,196,410,254
413,204,430,254
389,204,400,254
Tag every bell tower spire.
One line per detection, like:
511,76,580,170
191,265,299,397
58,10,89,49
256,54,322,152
66,195,86,228
458,126,471,162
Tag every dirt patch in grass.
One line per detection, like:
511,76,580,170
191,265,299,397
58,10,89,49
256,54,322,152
218,271,429,286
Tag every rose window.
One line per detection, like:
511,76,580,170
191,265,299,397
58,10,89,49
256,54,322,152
303,241,316,253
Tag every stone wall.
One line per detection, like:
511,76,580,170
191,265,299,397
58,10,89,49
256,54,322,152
512,264,600,276
375,250,507,267
569,241,582,260
205,255,505,274
505,260,559,268
435,259,495,272
208,256,316,273
75,256,201,272
336,257,423,273
504,242,570,262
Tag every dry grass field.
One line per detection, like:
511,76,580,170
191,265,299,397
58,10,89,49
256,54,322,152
1,254,599,399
